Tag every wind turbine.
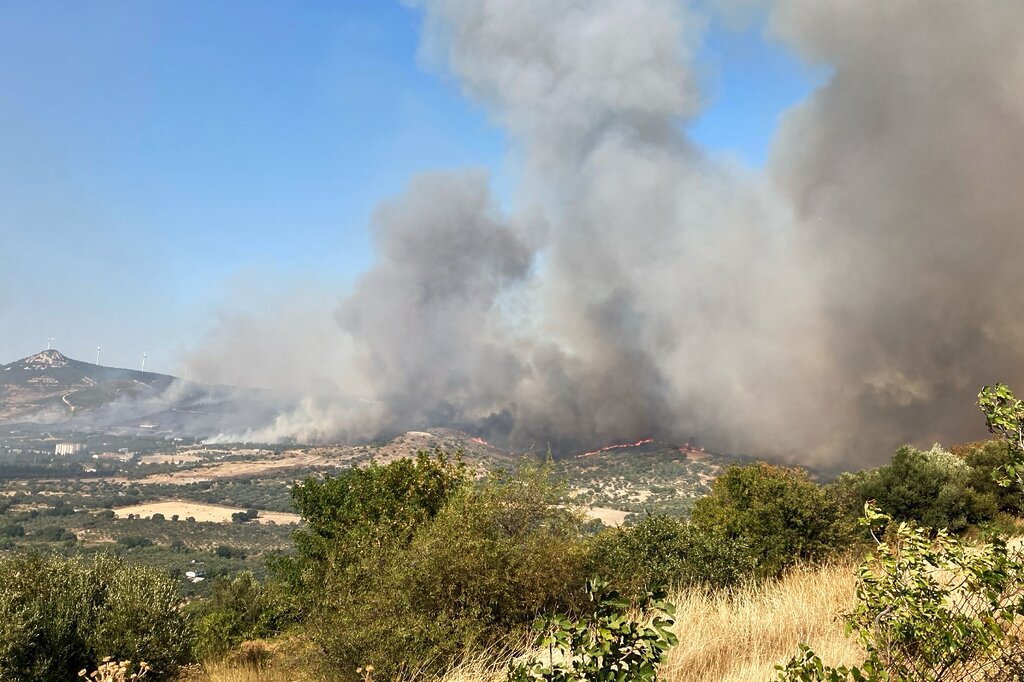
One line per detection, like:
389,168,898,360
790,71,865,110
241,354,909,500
46,337,54,350
96,346,101,365
141,353,147,372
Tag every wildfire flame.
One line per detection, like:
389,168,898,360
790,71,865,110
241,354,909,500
577,438,654,458
470,436,490,447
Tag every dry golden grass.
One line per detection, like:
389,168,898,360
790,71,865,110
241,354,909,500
190,661,305,682
183,639,326,682
431,558,862,682
661,559,862,682
188,560,862,682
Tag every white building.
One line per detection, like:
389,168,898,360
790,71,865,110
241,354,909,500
55,443,83,456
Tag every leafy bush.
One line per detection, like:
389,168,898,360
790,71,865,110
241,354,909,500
777,504,1024,682
230,509,259,524
282,453,601,679
591,513,756,593
43,500,76,517
0,553,193,681
190,571,297,661
116,535,153,549
400,462,589,655
289,449,467,567
962,439,1024,516
507,579,677,682
689,462,851,578
213,545,245,559
34,525,77,542
280,451,471,676
0,522,24,537
834,444,997,532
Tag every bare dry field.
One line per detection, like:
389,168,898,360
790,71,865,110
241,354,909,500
128,448,353,484
112,500,301,524
584,505,630,526
137,452,203,465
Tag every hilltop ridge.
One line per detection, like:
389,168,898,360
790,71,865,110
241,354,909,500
0,349,277,435
0,349,176,422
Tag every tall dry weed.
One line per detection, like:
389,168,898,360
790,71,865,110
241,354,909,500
662,560,862,682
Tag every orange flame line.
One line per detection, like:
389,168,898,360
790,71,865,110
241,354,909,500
578,438,654,458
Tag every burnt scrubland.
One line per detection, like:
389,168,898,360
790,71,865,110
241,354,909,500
2,388,1024,680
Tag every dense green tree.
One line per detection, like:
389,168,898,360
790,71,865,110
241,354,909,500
289,449,467,568
690,462,850,577
837,444,996,532
962,439,1024,515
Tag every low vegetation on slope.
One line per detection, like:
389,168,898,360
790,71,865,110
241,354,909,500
6,385,1024,680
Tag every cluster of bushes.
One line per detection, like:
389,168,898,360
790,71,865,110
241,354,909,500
266,453,589,678
593,462,851,594
0,553,191,681
830,441,1020,532
262,438,1021,679
231,508,260,523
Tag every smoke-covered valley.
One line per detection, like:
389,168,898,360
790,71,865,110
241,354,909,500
182,0,1024,469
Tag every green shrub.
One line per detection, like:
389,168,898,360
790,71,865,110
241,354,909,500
190,571,297,661
0,552,193,682
213,544,246,559
507,579,678,682
289,449,467,566
962,439,1024,515
591,513,756,593
290,454,592,680
0,522,24,537
34,526,76,542
116,535,152,549
43,501,75,517
690,462,850,577
385,461,590,664
837,444,996,532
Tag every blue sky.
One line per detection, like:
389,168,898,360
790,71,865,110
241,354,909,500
0,1,822,373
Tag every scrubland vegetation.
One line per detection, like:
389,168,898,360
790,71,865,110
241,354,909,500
5,385,1024,680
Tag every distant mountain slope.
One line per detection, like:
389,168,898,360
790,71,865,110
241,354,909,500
0,350,175,421
0,349,277,436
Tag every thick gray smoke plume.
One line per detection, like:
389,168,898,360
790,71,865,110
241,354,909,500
335,170,534,435
189,0,1024,467
765,0,1024,459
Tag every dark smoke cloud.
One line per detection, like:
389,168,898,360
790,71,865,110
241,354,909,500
188,0,1024,467
765,0,1024,462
